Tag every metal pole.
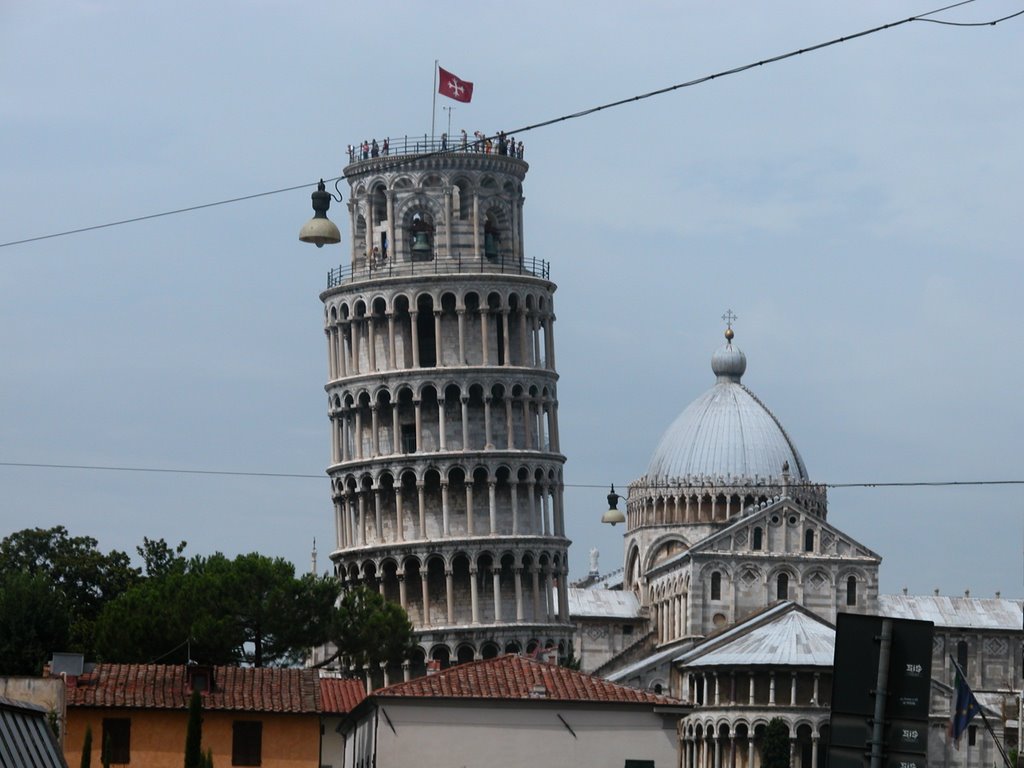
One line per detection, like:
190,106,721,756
870,619,893,768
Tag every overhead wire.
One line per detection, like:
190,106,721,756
3,0,1019,250
2,461,1023,492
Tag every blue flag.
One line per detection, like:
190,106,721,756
949,662,981,748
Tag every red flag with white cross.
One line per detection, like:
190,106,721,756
438,67,473,103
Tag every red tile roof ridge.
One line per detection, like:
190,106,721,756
371,654,682,706
319,676,367,714
66,663,320,713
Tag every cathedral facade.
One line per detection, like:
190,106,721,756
574,323,1022,767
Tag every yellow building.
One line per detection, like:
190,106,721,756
64,664,321,768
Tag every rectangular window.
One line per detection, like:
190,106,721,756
968,725,977,747
232,721,262,766
102,718,131,765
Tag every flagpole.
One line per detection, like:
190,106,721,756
950,655,1014,768
431,60,438,144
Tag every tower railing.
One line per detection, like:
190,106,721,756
346,134,525,163
326,254,550,288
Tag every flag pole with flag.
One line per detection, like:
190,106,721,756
433,63,473,145
948,655,1013,767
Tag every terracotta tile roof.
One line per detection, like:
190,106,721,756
319,676,366,714
374,655,683,706
65,664,319,714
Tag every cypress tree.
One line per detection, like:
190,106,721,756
184,689,203,768
80,724,92,768
762,717,790,768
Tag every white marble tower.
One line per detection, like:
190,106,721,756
319,138,573,675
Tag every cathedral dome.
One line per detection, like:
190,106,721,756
646,329,807,483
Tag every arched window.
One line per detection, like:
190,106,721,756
804,529,815,552
711,571,722,600
777,573,789,601
753,527,763,550
846,575,857,606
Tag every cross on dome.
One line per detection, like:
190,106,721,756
721,309,737,342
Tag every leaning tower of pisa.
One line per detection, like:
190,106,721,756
319,137,572,675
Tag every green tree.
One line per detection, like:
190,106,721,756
202,749,214,768
325,585,415,668
0,526,138,655
137,537,188,578
95,552,341,667
184,689,203,768
0,570,71,674
762,717,790,768
80,724,92,768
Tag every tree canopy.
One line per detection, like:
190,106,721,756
95,552,341,667
0,526,415,672
0,526,138,672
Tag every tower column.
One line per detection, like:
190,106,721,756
531,312,541,368
488,481,498,535
395,487,404,542
492,567,502,622
417,482,427,539
442,187,452,258
421,571,431,627
543,567,554,622
410,310,420,368
469,566,480,624
505,398,514,449
433,310,443,366
339,322,349,378
373,488,383,542
413,399,422,452
461,397,470,450
514,567,524,621
445,568,455,625
501,309,511,365
351,318,360,374
391,404,400,456
441,481,450,537
387,313,396,370
479,307,489,365
456,309,466,364
370,405,380,457
385,190,395,262
465,482,474,535
326,329,336,379
483,396,494,449
367,315,377,371
438,397,447,450
549,401,560,452
354,408,363,460
357,492,367,546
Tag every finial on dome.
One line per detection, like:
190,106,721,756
712,309,746,382
722,309,737,344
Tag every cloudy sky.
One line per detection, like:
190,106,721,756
2,1,1022,599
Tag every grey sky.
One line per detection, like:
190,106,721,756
2,1,1022,599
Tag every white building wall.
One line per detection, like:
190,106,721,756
358,700,679,768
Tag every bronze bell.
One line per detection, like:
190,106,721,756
484,231,498,259
411,230,431,254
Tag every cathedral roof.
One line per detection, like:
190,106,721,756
879,594,1024,629
645,328,807,484
675,602,835,668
